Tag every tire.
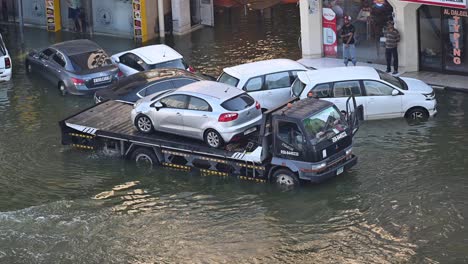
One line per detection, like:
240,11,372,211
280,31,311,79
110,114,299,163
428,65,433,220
406,107,429,121
130,148,159,169
272,169,300,188
135,115,154,134
58,82,67,96
204,129,224,148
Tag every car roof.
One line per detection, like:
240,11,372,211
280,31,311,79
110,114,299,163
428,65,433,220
175,81,244,100
51,39,102,55
272,98,334,120
223,59,307,80
128,45,183,64
298,66,380,85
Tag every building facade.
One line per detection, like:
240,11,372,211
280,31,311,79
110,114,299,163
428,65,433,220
300,0,468,74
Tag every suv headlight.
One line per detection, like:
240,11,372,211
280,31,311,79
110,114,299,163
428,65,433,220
423,91,435,100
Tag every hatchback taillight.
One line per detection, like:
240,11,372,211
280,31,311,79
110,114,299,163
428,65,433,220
117,70,124,78
218,113,238,122
4,58,11,69
188,65,195,73
255,101,260,110
71,77,85,85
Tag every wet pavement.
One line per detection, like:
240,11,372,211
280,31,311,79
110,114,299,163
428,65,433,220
1,5,468,263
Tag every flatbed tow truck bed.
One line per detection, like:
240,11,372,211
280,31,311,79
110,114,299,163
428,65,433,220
60,100,269,183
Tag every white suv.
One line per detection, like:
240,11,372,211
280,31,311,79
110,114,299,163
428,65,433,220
293,66,437,120
218,59,309,110
0,34,12,82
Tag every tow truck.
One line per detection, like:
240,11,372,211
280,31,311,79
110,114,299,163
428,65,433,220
59,96,360,187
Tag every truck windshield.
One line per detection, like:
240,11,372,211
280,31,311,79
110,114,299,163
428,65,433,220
303,106,348,143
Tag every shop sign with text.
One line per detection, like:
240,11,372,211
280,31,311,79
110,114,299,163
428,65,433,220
401,0,466,9
322,8,337,57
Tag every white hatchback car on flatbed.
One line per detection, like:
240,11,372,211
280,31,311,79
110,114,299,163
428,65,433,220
293,66,437,120
218,59,309,110
0,34,12,82
111,44,193,76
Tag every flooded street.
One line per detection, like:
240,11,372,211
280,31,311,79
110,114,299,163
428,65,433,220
1,5,468,263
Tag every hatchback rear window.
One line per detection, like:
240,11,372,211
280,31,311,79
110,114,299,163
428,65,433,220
149,59,186,70
218,72,239,87
221,94,254,111
69,49,113,72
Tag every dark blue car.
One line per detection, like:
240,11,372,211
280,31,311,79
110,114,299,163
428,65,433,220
94,68,207,104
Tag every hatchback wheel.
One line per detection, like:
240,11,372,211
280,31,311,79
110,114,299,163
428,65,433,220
204,129,224,148
136,115,154,133
406,107,429,121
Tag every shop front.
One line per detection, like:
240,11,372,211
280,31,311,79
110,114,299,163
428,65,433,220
419,5,468,74
321,0,394,64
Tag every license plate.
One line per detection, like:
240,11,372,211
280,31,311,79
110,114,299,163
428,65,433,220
337,166,344,175
93,76,111,84
244,127,257,135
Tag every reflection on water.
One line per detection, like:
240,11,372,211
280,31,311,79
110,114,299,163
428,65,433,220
0,4,467,263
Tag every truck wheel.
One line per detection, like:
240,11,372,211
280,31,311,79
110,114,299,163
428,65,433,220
273,169,299,188
130,148,158,169
135,115,154,133
204,129,224,148
405,107,429,120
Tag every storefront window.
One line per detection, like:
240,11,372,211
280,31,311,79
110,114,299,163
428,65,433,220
322,0,393,64
418,5,442,70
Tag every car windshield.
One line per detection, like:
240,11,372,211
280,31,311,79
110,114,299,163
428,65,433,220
69,49,113,72
291,78,306,97
149,59,186,70
303,106,348,143
377,69,407,90
218,72,239,87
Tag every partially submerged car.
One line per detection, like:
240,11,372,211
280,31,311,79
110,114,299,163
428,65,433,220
293,66,437,120
131,81,262,148
217,59,310,110
111,44,194,76
25,39,121,95
0,33,12,82
94,68,206,104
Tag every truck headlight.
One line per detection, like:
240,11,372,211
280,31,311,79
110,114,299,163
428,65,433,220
346,148,353,156
311,162,327,171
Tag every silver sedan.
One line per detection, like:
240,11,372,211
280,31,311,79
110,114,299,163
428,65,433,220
131,81,263,148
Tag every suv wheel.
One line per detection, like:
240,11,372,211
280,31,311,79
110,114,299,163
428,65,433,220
406,107,429,120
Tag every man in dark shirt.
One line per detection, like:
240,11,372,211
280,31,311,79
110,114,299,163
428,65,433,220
385,20,400,74
341,16,357,66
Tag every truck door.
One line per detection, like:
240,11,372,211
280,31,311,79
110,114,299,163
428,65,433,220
200,0,214,26
274,120,306,161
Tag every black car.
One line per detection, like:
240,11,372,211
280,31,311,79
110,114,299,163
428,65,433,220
94,68,207,104
25,39,121,95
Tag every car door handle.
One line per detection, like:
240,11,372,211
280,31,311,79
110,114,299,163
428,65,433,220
202,114,208,118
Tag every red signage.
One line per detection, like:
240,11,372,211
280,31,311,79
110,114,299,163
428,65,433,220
401,0,466,9
322,8,337,57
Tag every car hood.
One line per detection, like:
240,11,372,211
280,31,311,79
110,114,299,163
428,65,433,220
400,77,433,93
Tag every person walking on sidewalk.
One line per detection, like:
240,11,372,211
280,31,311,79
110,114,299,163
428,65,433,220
385,20,400,74
340,16,357,66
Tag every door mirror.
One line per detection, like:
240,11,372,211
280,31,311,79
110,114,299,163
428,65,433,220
153,101,163,110
113,57,120,63
392,89,399,96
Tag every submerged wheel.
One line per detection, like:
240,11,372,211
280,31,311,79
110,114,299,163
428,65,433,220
204,129,224,148
130,148,159,169
58,82,67,96
135,115,154,133
272,169,299,188
406,107,429,121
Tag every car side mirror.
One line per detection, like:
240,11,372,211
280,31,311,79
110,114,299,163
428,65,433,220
392,89,399,96
113,57,120,63
153,101,163,110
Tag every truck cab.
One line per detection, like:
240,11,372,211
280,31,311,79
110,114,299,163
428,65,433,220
260,97,360,186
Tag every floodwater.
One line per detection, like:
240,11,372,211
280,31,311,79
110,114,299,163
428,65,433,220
1,5,467,263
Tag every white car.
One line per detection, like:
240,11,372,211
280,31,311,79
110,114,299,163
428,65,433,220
217,59,310,110
0,34,12,82
293,66,437,120
111,44,193,76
